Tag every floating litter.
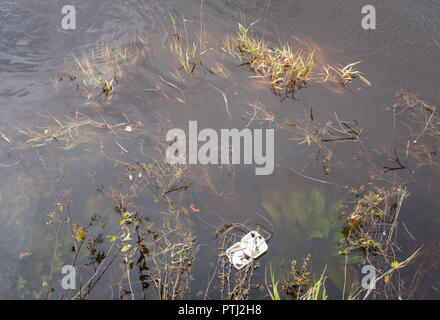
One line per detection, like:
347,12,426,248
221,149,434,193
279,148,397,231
226,242,252,270
225,230,268,270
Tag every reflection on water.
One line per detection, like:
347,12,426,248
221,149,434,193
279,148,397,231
0,0,439,299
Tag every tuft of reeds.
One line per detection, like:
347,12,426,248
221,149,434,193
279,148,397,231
224,23,314,98
168,14,202,76
225,24,371,96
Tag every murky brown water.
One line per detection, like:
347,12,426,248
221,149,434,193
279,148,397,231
1,0,439,299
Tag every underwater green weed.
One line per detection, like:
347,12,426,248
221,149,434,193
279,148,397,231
224,23,314,98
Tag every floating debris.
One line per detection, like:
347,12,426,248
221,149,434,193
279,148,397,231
241,230,268,259
226,242,251,270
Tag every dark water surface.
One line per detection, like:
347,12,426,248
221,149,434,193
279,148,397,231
1,0,439,299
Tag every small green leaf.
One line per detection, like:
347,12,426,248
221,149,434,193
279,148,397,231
238,23,246,36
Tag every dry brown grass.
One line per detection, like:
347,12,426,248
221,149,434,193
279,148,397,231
12,112,138,152
243,100,275,128
321,61,371,88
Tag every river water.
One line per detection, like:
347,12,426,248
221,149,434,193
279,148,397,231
0,0,439,299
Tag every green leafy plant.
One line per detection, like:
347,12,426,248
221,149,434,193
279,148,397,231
269,262,280,300
304,267,327,300
262,187,344,241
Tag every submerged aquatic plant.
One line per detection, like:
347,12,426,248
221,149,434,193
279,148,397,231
262,187,344,241
261,186,353,289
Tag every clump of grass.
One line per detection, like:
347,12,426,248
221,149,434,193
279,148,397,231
224,23,314,98
267,46,314,96
243,100,275,127
234,23,269,69
225,24,371,96
303,267,327,300
66,38,148,105
169,14,201,76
